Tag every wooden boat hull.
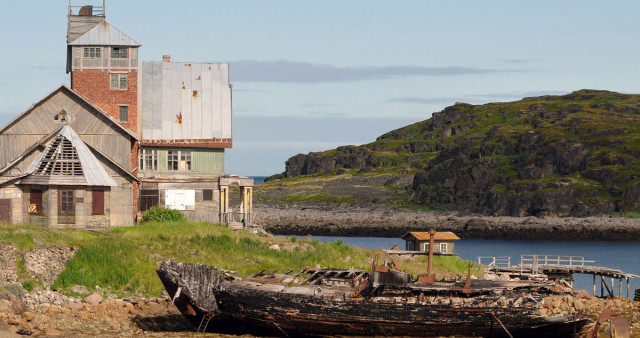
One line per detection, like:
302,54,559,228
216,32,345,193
156,261,590,337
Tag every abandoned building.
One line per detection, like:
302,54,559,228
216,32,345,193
401,231,460,255
0,1,253,227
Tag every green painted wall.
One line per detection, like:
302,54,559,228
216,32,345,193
140,147,224,175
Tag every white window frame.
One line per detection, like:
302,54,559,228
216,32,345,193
167,149,191,171
110,73,128,90
440,242,448,253
83,47,101,58
139,149,158,171
423,242,429,252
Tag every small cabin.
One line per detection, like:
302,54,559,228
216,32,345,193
401,231,460,255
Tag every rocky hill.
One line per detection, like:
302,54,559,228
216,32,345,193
276,90,640,217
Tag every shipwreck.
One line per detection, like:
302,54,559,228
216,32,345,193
156,258,590,337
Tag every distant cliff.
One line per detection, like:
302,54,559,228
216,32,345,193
276,90,640,217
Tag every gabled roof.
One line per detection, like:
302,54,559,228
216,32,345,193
0,85,138,140
22,126,117,187
402,231,460,241
69,21,141,46
0,126,62,176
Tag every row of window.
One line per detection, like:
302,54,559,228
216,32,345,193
29,190,104,216
139,149,192,171
407,242,449,252
83,47,128,59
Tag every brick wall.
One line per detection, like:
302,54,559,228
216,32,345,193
71,69,138,133
72,69,141,221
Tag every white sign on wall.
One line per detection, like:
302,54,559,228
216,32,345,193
165,190,195,210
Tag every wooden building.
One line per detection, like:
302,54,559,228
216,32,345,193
401,231,460,255
0,86,138,226
0,2,253,227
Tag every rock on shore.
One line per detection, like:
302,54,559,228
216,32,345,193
256,205,640,240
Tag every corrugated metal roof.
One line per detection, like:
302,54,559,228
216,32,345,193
69,21,141,46
402,231,460,241
24,126,117,187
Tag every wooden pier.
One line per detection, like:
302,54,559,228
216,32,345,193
478,255,639,299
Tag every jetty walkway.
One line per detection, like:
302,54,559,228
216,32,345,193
477,255,639,299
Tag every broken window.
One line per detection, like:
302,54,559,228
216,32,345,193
140,190,159,212
167,150,191,171
29,190,43,215
139,149,158,171
83,47,101,58
59,190,74,216
111,47,127,58
110,73,128,90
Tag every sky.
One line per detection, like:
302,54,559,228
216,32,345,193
1,1,640,176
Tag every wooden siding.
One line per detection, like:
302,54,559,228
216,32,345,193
0,89,132,170
138,147,224,177
109,177,133,227
144,180,221,223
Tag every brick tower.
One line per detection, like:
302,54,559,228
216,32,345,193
66,1,141,218
66,1,140,134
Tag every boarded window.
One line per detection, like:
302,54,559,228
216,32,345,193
92,190,104,215
0,199,10,223
203,189,213,201
59,190,74,216
29,190,43,215
167,150,191,171
140,190,159,212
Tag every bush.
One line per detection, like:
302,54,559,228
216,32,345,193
140,206,186,223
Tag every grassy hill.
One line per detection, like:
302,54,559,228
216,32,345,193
271,90,640,217
0,222,477,297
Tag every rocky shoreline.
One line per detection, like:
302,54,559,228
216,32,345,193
255,205,640,241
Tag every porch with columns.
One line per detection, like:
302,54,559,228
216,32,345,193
218,176,254,229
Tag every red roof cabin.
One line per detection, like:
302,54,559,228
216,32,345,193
401,231,460,255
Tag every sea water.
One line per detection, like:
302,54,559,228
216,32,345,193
306,236,640,296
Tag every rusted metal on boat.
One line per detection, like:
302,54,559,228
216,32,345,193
588,308,630,338
156,260,591,337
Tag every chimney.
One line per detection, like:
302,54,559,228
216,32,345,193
162,55,171,62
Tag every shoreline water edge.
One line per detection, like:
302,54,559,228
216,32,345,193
256,205,640,241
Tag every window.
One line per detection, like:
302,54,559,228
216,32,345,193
139,149,158,171
140,190,159,212
56,110,67,122
83,47,101,58
440,243,448,253
111,47,127,58
407,241,414,251
92,190,104,215
203,189,213,201
29,190,43,215
423,243,430,252
110,73,128,90
119,106,128,122
59,190,74,216
167,150,191,171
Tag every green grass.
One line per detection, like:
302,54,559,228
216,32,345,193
1,221,484,298
280,192,356,204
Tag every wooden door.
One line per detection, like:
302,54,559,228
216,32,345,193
0,199,10,223
59,190,75,224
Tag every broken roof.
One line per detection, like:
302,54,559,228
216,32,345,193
69,21,141,46
22,126,117,186
402,231,461,241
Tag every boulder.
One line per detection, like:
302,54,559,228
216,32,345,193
83,293,103,305
70,285,89,295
